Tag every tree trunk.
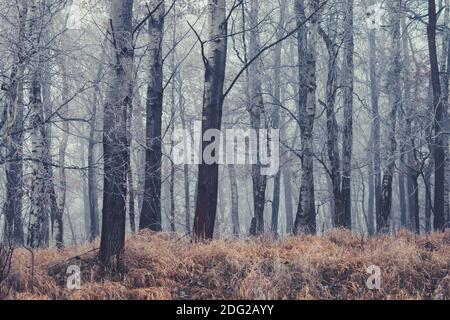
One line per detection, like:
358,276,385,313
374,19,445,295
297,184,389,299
248,0,267,236
3,1,27,246
140,1,165,231
80,140,90,240
428,0,446,231
55,62,70,250
127,89,136,233
319,27,343,229
193,0,227,239
379,0,401,233
368,2,381,234
401,9,419,233
270,0,286,237
178,78,191,234
340,0,354,230
88,76,100,241
440,0,450,228
27,1,53,249
294,0,319,235
168,8,177,234
99,0,134,269
228,164,240,236
425,162,434,233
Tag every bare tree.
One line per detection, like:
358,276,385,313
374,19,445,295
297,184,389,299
3,0,27,246
248,0,267,236
193,0,228,239
294,0,320,235
140,0,165,231
379,0,401,233
99,0,134,268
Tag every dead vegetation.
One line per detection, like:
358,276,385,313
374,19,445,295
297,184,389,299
1,229,449,300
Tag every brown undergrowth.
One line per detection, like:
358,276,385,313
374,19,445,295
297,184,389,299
1,229,449,300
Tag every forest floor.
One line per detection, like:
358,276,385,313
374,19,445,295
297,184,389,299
1,229,449,300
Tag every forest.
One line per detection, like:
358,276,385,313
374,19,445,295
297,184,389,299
0,0,449,300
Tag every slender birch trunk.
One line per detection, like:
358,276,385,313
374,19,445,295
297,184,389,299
3,1,27,246
340,0,354,230
247,0,267,236
294,0,320,235
379,0,401,233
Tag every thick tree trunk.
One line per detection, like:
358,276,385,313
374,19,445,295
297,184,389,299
294,0,319,235
440,0,450,228
193,0,227,239
428,0,446,231
99,0,134,269
27,1,53,249
3,1,27,246
140,1,165,231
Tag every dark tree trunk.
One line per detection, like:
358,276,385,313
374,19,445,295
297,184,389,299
428,0,446,231
140,2,165,231
4,85,25,246
99,0,134,269
193,0,227,239
441,0,450,228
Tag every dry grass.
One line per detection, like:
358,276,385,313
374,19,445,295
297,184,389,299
1,229,449,300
